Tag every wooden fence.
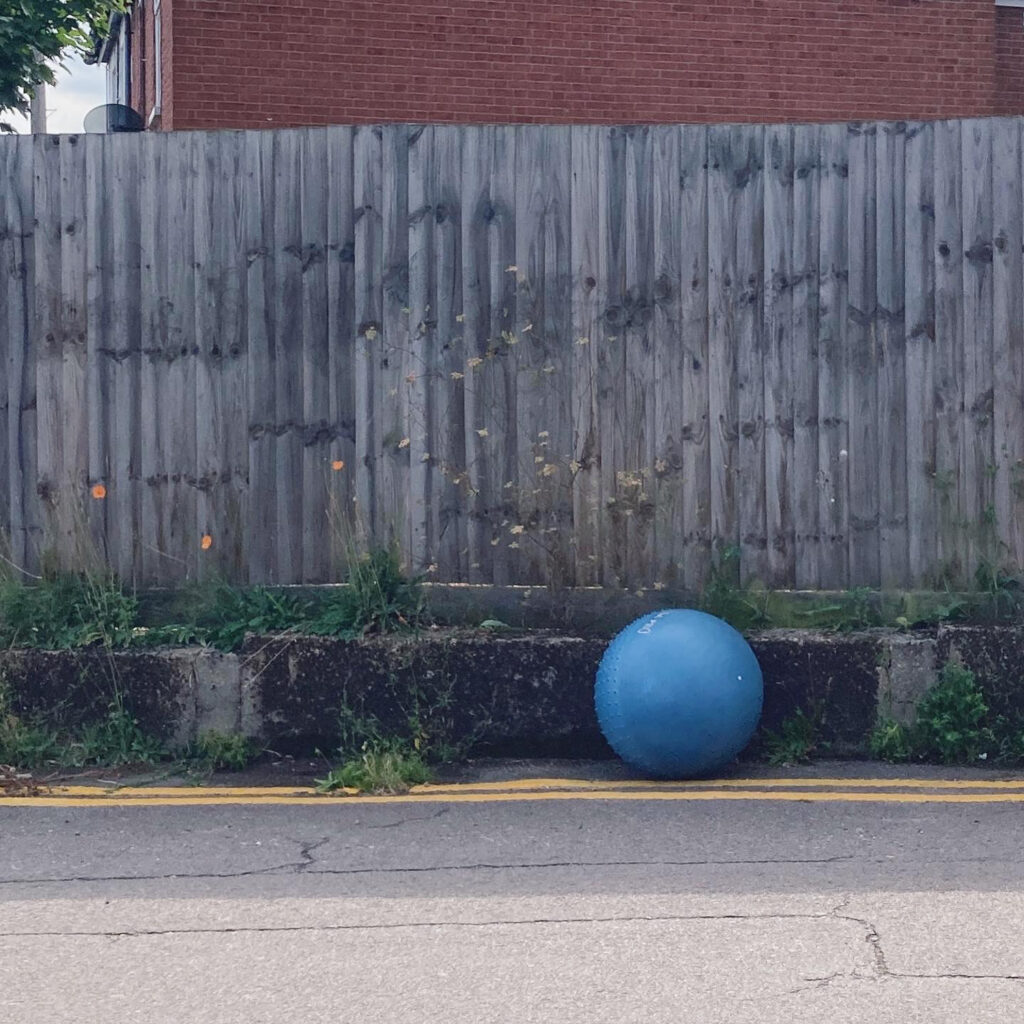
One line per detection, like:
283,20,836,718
2,119,1023,590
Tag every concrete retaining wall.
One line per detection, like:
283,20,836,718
1,625,1022,759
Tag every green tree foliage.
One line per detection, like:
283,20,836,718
0,0,123,130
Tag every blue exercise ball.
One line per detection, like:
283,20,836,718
595,609,763,778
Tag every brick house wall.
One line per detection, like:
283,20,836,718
122,1,1024,129
127,0,176,128
997,4,1024,114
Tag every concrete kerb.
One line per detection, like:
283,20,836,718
2,626,1022,759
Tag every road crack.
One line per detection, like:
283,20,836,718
1,909,843,940
830,894,890,977
0,854,855,887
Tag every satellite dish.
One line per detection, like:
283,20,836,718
84,104,144,134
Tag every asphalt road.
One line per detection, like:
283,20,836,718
2,763,1024,1022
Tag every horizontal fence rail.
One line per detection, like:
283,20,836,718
2,120,1023,589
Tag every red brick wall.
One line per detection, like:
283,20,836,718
168,0,998,130
129,0,177,129
996,5,1024,115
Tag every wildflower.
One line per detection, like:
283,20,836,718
510,525,525,535
398,437,411,449
91,483,107,500
476,428,489,438
331,460,345,471
467,356,484,369
201,534,213,551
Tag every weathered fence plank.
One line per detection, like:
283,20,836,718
791,124,820,588
961,119,996,584
300,128,331,583
904,121,937,586
570,125,603,587
271,130,304,585
33,135,66,563
156,133,199,585
622,125,656,586
406,124,434,571
933,118,965,584
651,125,684,589
59,135,89,567
846,123,880,586
325,125,356,576
431,125,467,581
244,130,277,584
763,123,795,587
597,127,628,586
4,118,1024,591
992,118,1024,571
816,123,850,588
382,124,412,563
85,134,110,566
678,124,711,591
876,121,909,588
353,125,384,549
707,126,740,581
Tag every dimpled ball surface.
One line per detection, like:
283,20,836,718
595,608,763,778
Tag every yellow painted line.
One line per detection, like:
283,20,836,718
48,786,339,798
7,788,1024,807
414,777,1024,793
45,777,1024,800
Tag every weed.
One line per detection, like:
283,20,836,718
868,718,913,763
316,739,433,794
912,662,995,764
0,711,61,770
65,697,165,768
993,720,1024,766
191,730,259,772
763,709,817,765
699,546,770,632
181,584,311,652
0,572,138,650
310,544,424,638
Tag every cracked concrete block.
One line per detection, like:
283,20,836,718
193,651,242,739
877,634,938,726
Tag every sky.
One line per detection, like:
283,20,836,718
8,54,108,134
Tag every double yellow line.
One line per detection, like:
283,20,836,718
4,776,1024,806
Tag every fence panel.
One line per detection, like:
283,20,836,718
2,118,1022,591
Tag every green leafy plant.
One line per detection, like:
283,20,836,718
65,696,165,768
0,572,138,650
316,739,432,795
0,710,61,770
699,545,770,632
868,717,913,763
763,709,817,765
191,730,259,772
309,544,424,638
187,584,311,652
912,662,995,764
